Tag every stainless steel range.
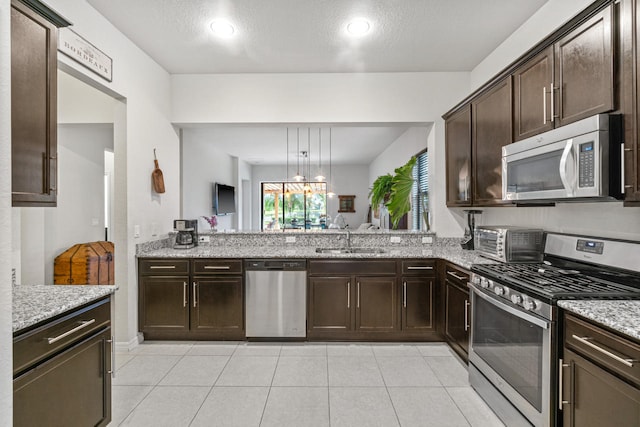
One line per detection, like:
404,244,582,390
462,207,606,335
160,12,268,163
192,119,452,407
469,233,640,427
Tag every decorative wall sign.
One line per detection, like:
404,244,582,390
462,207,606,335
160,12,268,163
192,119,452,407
338,195,356,213
58,28,112,82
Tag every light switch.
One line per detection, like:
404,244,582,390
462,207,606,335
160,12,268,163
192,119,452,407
422,236,433,244
390,236,402,243
134,225,140,238
286,236,296,243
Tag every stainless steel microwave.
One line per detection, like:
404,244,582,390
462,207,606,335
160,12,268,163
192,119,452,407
502,114,623,202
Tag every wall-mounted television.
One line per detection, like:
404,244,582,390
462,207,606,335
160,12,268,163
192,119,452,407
213,183,236,215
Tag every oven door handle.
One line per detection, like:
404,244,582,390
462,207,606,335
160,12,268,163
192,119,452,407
469,283,550,329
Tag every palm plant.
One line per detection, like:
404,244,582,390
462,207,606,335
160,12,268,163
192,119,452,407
369,156,417,229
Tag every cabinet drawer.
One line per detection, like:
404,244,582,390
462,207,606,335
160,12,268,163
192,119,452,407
308,260,396,276
565,314,640,387
139,259,190,275
193,259,242,275
401,260,436,276
444,263,470,286
14,297,111,377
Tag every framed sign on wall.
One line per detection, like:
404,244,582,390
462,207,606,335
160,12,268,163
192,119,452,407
58,28,113,82
338,195,356,213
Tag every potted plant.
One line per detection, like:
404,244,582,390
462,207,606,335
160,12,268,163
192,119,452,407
369,156,417,229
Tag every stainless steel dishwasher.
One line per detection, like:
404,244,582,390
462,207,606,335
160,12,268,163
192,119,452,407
245,259,307,338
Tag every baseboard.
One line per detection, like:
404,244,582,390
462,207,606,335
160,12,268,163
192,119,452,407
115,332,143,352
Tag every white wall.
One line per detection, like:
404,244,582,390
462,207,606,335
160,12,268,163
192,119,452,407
172,72,471,236
0,0,12,422
465,0,640,240
181,129,237,231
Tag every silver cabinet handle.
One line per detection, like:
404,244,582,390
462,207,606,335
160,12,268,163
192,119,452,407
543,85,547,124
193,282,198,308
550,81,555,122
204,266,230,270
558,359,570,409
357,282,360,308
47,319,96,344
150,265,176,269
464,300,470,331
403,282,407,308
183,282,187,307
347,282,351,308
572,335,636,367
407,266,433,270
447,271,467,281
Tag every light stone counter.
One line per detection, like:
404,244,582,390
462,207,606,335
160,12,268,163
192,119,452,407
13,284,118,333
558,300,640,342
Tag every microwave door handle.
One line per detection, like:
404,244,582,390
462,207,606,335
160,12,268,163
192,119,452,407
559,140,575,197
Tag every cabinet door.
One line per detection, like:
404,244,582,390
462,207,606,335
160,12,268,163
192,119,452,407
472,78,512,205
401,277,435,331
308,277,352,332
139,276,190,333
445,105,472,206
191,277,244,336
513,46,555,141
562,349,640,427
11,0,58,207
14,328,111,427
444,281,470,360
555,5,614,127
355,276,398,332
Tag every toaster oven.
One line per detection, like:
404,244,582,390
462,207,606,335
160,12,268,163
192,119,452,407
474,226,544,263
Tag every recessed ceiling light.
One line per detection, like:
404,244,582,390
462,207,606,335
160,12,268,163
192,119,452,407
210,19,235,38
346,18,371,36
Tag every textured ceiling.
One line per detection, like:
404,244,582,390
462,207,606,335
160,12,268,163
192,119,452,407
87,0,548,74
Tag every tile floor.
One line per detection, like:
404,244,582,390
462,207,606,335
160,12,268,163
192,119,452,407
111,342,504,427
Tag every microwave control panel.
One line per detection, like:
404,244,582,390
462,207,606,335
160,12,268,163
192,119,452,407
578,141,595,188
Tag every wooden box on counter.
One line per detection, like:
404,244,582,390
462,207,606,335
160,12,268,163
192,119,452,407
54,241,114,285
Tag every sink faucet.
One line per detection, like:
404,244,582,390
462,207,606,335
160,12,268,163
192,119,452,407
344,230,351,249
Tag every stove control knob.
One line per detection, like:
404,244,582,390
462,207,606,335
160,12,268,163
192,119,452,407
480,277,489,288
511,294,522,305
471,275,480,285
494,286,505,296
525,300,539,311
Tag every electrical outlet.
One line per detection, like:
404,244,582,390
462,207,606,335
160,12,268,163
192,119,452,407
390,236,402,243
198,235,210,243
286,236,296,243
151,222,158,236
134,225,140,238
422,236,433,244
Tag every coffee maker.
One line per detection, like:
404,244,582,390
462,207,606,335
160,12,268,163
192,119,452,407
173,219,198,249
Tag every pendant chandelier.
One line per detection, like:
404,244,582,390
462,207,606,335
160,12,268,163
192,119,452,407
293,127,304,181
303,128,312,194
327,127,336,198
315,127,326,182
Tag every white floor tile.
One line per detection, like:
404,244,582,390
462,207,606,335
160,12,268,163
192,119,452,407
377,356,441,387
190,386,269,427
389,387,470,426
233,343,282,356
327,343,374,356
133,343,193,355
159,355,229,386
120,386,209,426
328,356,385,387
280,343,327,357
186,343,239,356
329,387,399,427
112,355,181,386
447,387,505,427
424,356,469,386
416,343,455,357
261,387,329,427
272,356,328,386
216,356,278,386
114,353,135,370
372,344,421,357
110,385,153,426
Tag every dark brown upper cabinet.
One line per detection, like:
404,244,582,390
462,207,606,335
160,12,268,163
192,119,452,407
513,5,614,142
11,0,70,207
445,105,472,207
472,78,513,205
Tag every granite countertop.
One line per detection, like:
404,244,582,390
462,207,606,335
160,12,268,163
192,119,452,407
13,284,118,333
558,300,640,342
137,244,494,270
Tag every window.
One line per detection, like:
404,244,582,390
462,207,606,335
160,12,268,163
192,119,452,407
261,182,327,230
411,150,429,230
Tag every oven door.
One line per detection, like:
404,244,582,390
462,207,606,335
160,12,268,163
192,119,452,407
469,283,554,427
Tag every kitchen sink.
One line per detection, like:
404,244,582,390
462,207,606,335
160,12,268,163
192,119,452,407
315,247,387,254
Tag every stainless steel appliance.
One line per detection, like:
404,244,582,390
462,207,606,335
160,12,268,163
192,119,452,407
173,219,198,249
245,259,307,338
474,226,544,263
502,114,623,202
469,233,640,426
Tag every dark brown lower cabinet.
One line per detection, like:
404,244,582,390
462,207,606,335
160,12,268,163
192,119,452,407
401,277,435,332
443,263,470,361
562,313,640,426
139,275,190,334
308,276,351,332
355,276,398,332
191,277,243,335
